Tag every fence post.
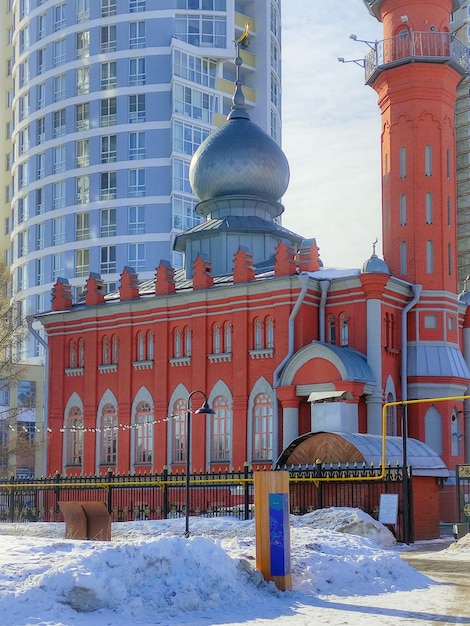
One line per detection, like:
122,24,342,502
162,465,169,519
106,467,113,514
244,462,250,520
315,459,322,509
8,474,14,522
54,470,61,521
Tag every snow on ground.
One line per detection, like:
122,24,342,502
0,507,467,626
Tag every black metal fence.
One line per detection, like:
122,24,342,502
0,463,408,541
456,464,470,524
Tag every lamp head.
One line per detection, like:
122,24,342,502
349,34,357,40
195,401,215,415
400,15,408,23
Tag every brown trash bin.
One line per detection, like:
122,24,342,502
59,501,111,541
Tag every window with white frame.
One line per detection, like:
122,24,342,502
172,398,186,462
173,50,217,88
173,159,191,193
134,401,152,465
53,217,65,245
172,195,198,230
53,145,66,174
38,13,46,39
77,0,89,22
75,249,89,277
53,74,66,102
128,206,145,234
129,58,146,85
176,0,226,7
35,258,44,286
101,135,117,163
129,169,145,197
128,243,145,272
101,62,117,89
76,102,89,131
37,82,45,108
76,139,89,168
173,84,214,123
101,0,116,17
19,91,29,119
66,407,83,466
100,404,117,465
175,14,226,48
101,24,116,53
129,94,145,123
17,231,25,258
18,128,30,154
19,25,30,52
101,208,116,237
101,97,117,126
129,0,145,11
76,175,89,204
36,188,44,215
52,253,64,280
252,392,273,461
37,116,45,144
76,66,90,95
53,39,66,66
37,47,45,74
76,212,89,240
53,109,66,137
211,396,231,463
129,131,145,159
19,59,30,87
173,120,209,155
100,172,117,199
53,181,66,209
271,72,279,108
101,245,116,273
54,4,66,31
129,21,145,48
36,223,44,250
76,30,90,58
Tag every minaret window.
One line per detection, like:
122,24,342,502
224,322,232,354
340,313,349,347
400,194,406,225
399,147,406,178
213,323,222,354
426,240,434,274
400,242,407,275
425,145,433,176
99,404,117,466
448,243,452,276
174,328,182,358
78,339,85,367
451,410,462,456
266,317,274,349
184,326,192,357
112,335,118,364
254,318,263,350
328,315,336,345
69,340,76,368
102,336,110,365
425,193,433,224
137,332,145,361
384,153,389,183
386,393,397,436
446,149,451,179
447,197,452,226
147,331,154,361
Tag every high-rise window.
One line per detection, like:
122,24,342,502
54,4,66,31
100,172,117,200
101,208,116,237
53,217,65,245
76,103,89,131
129,0,146,11
173,121,209,155
129,132,145,159
76,31,90,58
101,135,117,163
173,84,213,123
76,175,89,204
175,15,226,48
37,47,45,74
53,145,66,173
37,116,45,144
76,67,90,95
128,206,145,234
101,25,117,53
38,13,46,40
37,82,45,109
53,181,66,209
129,169,145,197
19,92,30,121
75,249,89,277
53,74,66,102
36,223,44,250
102,0,117,17
128,243,145,271
77,0,89,23
76,139,89,168
53,39,66,66
173,159,191,193
101,97,117,126
129,21,145,48
76,212,89,241
129,94,145,123
173,50,217,88
53,109,66,137
52,253,65,280
101,245,116,273
101,62,117,89
129,58,146,86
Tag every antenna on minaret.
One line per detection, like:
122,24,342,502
228,24,250,120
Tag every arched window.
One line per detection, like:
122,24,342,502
252,392,273,461
174,328,181,358
184,326,191,357
102,336,109,365
137,331,145,361
224,322,232,354
112,335,118,364
266,316,274,349
147,331,154,361
328,315,336,345
425,405,443,455
69,339,76,368
172,398,187,463
211,395,232,462
78,338,85,368
100,403,117,465
66,406,83,466
254,318,263,350
386,392,397,436
134,400,152,464
213,323,221,354
340,313,349,346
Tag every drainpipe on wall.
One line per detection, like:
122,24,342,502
272,272,310,464
401,284,422,405
318,280,331,343
26,316,49,477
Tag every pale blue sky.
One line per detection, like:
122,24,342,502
281,2,384,268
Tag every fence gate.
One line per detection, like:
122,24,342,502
456,464,470,523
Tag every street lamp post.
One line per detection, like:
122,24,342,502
185,390,215,537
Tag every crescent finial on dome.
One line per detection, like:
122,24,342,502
228,25,250,121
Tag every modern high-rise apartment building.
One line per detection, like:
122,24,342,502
451,2,470,288
2,0,282,362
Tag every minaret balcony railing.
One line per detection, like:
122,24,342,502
365,31,469,83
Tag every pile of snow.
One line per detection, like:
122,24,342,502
0,508,442,626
